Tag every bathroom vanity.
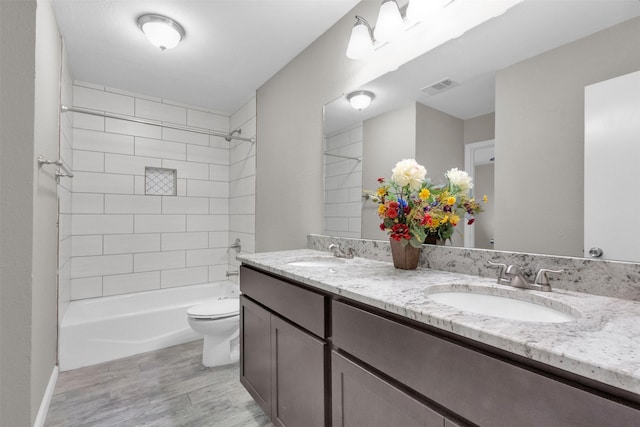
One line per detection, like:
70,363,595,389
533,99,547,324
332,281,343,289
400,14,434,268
238,249,640,427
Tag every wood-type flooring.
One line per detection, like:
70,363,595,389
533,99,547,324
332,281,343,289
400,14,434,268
45,340,272,427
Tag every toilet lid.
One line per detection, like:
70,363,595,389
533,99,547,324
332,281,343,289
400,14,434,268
187,298,239,319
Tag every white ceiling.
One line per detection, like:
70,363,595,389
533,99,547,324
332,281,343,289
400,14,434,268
324,0,640,135
52,0,361,114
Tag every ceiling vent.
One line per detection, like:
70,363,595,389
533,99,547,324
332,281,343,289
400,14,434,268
420,78,459,96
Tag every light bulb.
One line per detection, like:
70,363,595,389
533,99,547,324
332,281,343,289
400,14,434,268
374,0,404,43
347,91,375,110
346,16,374,60
138,15,185,51
406,0,429,23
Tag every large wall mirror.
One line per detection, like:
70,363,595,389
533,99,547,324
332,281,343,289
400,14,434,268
323,0,640,262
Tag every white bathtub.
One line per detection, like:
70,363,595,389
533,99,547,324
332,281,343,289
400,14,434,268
59,282,236,371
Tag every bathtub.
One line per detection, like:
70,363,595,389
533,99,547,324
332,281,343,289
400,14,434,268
59,282,236,371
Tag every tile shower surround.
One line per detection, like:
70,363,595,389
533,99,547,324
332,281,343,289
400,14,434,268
69,82,256,300
323,124,363,238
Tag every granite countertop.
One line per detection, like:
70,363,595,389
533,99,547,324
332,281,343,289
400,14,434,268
238,249,640,397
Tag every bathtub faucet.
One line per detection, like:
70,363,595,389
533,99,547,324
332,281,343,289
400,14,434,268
228,238,241,254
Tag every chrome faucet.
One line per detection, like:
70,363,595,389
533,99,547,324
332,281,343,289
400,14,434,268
328,243,354,259
488,261,563,292
533,268,564,292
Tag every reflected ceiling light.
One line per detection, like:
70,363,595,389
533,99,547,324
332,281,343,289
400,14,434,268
347,91,375,110
374,0,404,43
346,16,374,60
137,14,185,51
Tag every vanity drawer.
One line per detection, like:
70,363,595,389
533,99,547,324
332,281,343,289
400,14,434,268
240,265,326,338
332,351,444,427
332,300,640,427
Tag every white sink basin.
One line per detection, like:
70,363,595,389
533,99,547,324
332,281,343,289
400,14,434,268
286,256,346,268
426,286,579,323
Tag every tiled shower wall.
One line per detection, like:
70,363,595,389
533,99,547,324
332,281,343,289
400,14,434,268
228,99,257,281
323,124,363,238
69,81,239,300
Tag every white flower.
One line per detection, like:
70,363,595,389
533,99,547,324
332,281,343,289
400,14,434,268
391,159,427,191
446,168,473,192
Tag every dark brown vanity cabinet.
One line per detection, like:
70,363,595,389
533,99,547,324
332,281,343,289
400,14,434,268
332,300,640,427
240,264,640,427
240,266,327,427
332,351,449,427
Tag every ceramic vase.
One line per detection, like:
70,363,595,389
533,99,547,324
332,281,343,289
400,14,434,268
424,236,446,245
389,238,421,270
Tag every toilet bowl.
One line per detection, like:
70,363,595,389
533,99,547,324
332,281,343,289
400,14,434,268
187,298,240,367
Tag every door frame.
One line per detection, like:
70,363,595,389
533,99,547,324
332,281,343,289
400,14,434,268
463,139,494,249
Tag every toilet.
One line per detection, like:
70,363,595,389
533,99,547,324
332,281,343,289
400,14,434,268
187,298,240,367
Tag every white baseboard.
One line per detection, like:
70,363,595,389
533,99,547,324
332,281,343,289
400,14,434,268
33,365,58,427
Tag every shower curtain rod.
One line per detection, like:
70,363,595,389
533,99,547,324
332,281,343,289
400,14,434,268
61,105,255,143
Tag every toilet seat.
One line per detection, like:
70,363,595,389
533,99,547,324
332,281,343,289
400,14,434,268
187,298,239,320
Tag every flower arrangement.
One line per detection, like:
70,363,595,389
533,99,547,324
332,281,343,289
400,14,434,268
372,159,486,248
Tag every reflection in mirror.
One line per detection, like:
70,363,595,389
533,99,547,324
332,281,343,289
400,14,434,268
323,1,640,262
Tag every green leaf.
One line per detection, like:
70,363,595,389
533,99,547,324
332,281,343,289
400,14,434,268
409,237,423,249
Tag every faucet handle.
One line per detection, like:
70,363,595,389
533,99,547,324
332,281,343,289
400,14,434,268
487,261,507,283
505,264,522,275
534,268,564,286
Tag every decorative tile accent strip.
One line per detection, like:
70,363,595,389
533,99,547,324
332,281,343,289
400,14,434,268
307,234,640,302
145,167,177,196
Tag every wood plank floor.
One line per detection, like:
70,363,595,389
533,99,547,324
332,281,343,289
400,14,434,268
45,340,272,427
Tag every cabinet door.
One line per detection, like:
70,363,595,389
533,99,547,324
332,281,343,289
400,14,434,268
332,351,444,427
271,315,326,427
240,296,272,418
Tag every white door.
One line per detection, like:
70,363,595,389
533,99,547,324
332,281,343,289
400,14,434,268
584,71,640,262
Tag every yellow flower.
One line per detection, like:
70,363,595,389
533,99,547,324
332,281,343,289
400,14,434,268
483,194,488,203
442,215,449,224
419,188,430,200
376,187,387,197
450,214,460,226
446,196,456,206
431,218,441,227
378,204,387,215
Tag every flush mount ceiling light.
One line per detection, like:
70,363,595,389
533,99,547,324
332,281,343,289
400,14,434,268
347,90,375,110
374,0,404,43
346,16,375,60
137,14,185,51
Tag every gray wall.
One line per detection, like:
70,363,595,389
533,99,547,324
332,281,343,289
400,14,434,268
1,0,61,424
464,113,495,144
255,0,420,252
0,1,37,424
362,103,416,240
495,17,640,256
415,103,464,182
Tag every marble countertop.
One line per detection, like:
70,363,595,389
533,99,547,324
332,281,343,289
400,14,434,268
238,249,640,397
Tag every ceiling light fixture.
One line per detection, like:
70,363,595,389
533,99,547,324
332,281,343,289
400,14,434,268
346,0,452,60
347,91,375,110
137,14,185,51
346,16,375,60
374,0,404,43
